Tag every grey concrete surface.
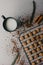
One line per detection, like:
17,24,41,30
0,0,43,65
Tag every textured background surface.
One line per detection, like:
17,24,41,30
0,0,43,65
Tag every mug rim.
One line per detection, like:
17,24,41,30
3,17,17,32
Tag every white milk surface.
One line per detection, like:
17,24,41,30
6,19,17,31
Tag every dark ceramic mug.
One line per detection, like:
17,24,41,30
2,15,23,32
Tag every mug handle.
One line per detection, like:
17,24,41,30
2,15,6,20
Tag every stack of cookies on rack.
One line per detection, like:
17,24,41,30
19,23,43,65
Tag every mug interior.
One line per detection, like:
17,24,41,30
3,18,17,32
